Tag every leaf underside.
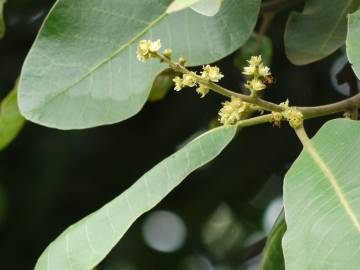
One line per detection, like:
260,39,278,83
0,82,25,151
284,0,352,65
347,9,360,80
0,0,4,38
261,210,286,270
283,119,360,269
19,0,260,129
34,125,237,270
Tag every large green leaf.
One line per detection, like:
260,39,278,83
284,0,352,65
347,9,360,80
283,119,360,269
0,0,5,38
34,125,237,270
0,82,25,151
260,210,286,270
19,0,260,130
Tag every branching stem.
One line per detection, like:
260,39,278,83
156,53,360,124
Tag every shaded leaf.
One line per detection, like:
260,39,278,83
283,119,360,269
148,69,175,102
19,0,260,129
35,125,237,270
260,210,286,270
0,81,25,151
0,0,5,38
347,9,360,80
285,0,352,65
191,0,223,16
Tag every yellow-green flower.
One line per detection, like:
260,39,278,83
245,78,266,91
247,55,262,66
279,100,303,128
196,84,209,98
218,96,249,125
182,72,197,87
173,76,183,91
258,63,271,77
136,39,161,62
201,65,224,82
163,48,172,58
242,64,256,76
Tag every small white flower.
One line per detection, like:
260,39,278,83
149,39,161,53
247,55,262,66
258,63,271,77
242,65,256,76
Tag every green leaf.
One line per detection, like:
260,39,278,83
0,81,25,151
283,119,360,269
347,9,360,80
284,0,352,65
148,69,175,102
19,0,260,130
190,0,223,16
260,210,286,270
0,0,5,38
35,125,237,270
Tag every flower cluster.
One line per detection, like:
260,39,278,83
278,100,303,128
201,65,224,82
173,72,197,91
218,96,251,125
136,40,162,62
243,56,272,92
172,64,223,98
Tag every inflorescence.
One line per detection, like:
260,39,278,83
136,39,303,128
172,64,224,98
242,55,273,93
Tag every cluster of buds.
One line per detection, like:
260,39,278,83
172,64,224,98
242,56,272,92
277,100,303,129
218,96,252,125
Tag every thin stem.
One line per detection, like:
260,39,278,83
156,53,360,120
236,114,274,129
298,93,360,119
157,53,284,112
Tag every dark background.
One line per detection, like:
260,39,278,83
0,1,355,269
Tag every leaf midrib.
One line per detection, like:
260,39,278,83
297,128,360,232
31,11,168,113
319,0,351,51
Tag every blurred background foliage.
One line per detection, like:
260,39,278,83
0,0,357,269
